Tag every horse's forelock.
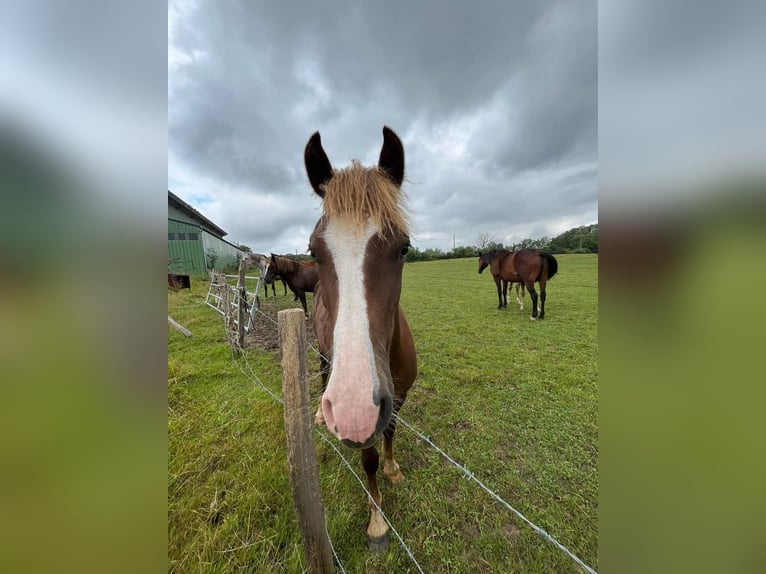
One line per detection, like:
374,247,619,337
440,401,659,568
321,161,409,238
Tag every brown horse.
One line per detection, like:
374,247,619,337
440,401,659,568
305,126,417,551
478,249,558,319
245,252,287,298
263,254,318,316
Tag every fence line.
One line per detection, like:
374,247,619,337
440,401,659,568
229,349,351,573
229,348,416,573
221,301,597,573
393,413,597,574
315,430,425,574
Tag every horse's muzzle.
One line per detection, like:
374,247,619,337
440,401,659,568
329,394,392,450
340,433,382,450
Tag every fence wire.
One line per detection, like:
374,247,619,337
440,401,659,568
393,413,597,574
316,430,425,574
219,301,597,574
229,349,351,573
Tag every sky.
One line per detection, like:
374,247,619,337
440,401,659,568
169,1,597,254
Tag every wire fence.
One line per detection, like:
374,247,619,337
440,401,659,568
219,299,597,574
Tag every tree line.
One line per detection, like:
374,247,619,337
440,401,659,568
233,223,598,264
404,223,598,262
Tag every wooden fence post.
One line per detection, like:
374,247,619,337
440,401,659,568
279,308,334,574
237,258,247,348
167,316,193,337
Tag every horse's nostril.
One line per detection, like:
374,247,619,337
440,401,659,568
375,394,393,435
322,397,337,437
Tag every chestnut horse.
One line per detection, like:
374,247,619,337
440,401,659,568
305,126,417,551
478,249,558,319
263,254,318,316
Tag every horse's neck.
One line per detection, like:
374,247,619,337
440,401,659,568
490,253,504,274
279,258,298,276
491,251,512,275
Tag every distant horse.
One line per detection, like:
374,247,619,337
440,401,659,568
245,253,287,298
263,254,318,316
478,249,558,319
305,126,417,551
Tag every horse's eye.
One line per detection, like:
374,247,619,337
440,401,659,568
400,244,410,257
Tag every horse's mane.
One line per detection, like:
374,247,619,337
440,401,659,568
483,249,510,261
321,160,410,238
271,254,299,273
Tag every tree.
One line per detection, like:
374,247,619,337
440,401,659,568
205,248,218,270
238,244,252,253
484,241,505,253
476,232,495,251
547,224,598,253
448,245,476,259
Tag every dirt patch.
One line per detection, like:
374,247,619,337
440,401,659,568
451,420,472,432
243,301,318,354
501,520,520,544
460,521,480,539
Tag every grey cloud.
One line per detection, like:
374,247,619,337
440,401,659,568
170,0,597,252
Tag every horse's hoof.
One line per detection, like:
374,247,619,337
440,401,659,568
384,470,404,484
530,316,537,321
367,533,389,554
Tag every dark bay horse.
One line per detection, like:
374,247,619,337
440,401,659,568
245,253,287,298
263,254,318,316
478,249,558,319
305,126,417,551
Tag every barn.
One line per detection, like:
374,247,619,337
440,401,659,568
168,190,244,275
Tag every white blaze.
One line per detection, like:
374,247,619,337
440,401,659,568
322,218,381,443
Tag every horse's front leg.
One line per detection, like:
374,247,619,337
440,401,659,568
296,291,309,317
494,278,503,309
382,397,404,483
314,355,330,426
362,446,389,552
502,280,508,308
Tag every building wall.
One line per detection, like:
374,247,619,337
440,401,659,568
201,231,243,271
168,204,201,227
168,219,206,275
168,199,243,273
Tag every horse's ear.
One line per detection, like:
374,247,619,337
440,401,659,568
379,126,404,187
305,131,333,198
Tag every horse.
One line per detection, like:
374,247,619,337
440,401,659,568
305,126,417,551
263,254,318,316
478,248,558,319
245,253,288,298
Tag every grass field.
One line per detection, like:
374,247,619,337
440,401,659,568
168,254,598,573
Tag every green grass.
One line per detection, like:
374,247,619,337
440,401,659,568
168,254,597,573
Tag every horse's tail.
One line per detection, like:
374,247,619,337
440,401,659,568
538,252,558,281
